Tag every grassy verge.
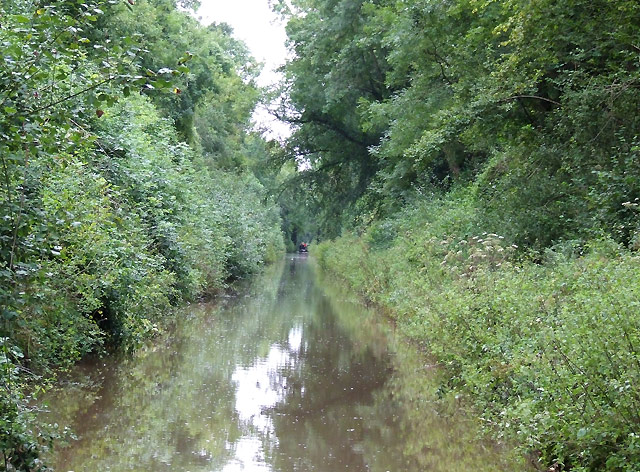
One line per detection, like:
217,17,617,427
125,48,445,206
315,191,640,472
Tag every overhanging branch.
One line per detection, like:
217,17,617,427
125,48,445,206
500,95,561,107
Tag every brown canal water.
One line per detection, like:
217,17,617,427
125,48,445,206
42,255,526,471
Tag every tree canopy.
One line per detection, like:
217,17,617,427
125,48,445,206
276,0,640,249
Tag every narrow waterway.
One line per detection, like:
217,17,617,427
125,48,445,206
43,255,525,471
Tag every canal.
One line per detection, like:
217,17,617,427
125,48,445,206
43,255,524,471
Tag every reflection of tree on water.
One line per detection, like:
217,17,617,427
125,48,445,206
356,343,526,472
263,269,394,471
43,257,524,472
43,262,292,472
263,261,524,472
270,297,390,416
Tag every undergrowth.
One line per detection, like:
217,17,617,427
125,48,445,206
315,190,640,472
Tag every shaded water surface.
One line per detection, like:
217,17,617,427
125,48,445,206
44,255,524,471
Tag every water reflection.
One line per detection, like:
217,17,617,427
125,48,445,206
43,255,526,471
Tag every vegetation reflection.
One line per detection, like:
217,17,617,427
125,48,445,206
44,257,523,471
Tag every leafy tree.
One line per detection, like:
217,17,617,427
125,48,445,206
277,0,640,247
274,0,394,237
93,0,261,152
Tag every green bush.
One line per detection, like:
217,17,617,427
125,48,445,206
0,340,51,472
93,96,229,298
317,190,640,471
211,171,284,278
4,94,285,372
1,95,284,467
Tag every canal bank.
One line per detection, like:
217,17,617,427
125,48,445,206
41,255,526,471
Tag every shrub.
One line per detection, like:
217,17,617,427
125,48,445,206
318,189,640,471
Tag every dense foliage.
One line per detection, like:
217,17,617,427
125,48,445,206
275,0,640,470
276,0,640,248
316,198,640,471
0,0,283,468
